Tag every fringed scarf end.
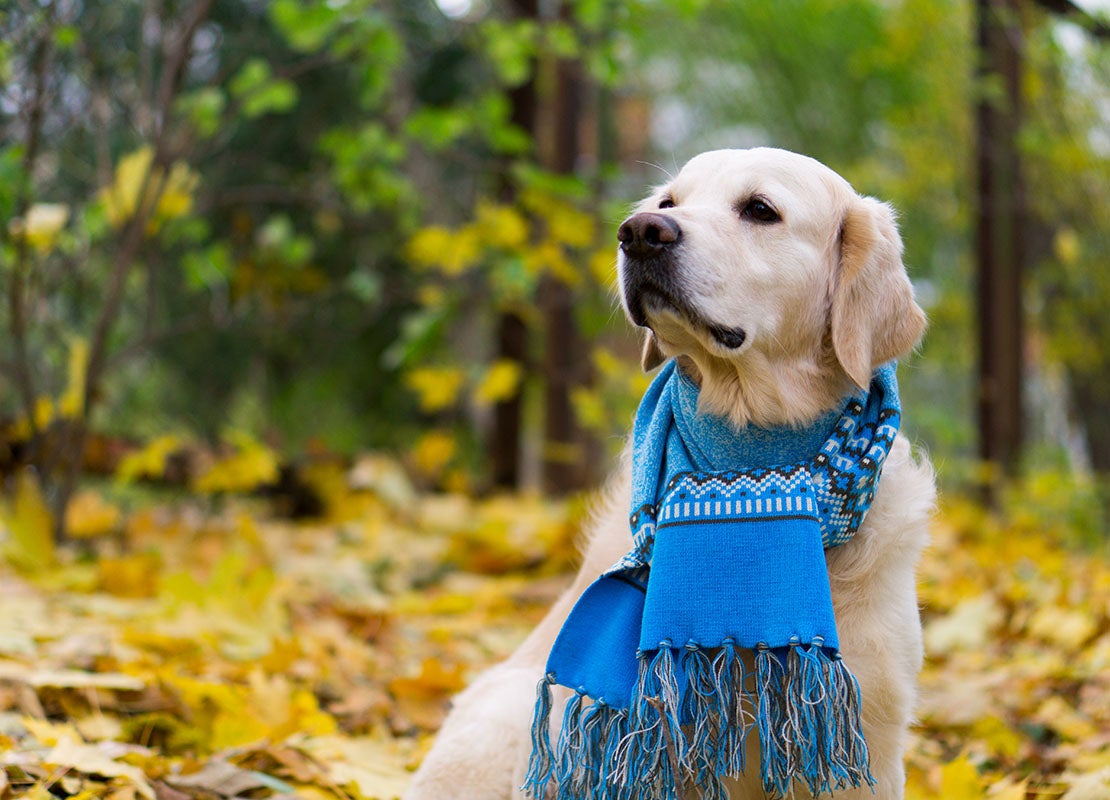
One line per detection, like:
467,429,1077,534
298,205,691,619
521,673,555,799
531,640,874,800
756,639,875,798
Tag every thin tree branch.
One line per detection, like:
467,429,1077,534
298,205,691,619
8,3,56,440
51,0,214,540
82,0,214,415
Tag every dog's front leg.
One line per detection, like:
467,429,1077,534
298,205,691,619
405,468,633,800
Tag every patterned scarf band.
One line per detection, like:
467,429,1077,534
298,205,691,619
522,360,902,800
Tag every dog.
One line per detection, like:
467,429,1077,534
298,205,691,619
405,148,935,800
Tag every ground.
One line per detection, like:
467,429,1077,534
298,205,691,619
0,458,1108,800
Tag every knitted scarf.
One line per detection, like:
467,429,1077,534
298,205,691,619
522,360,902,800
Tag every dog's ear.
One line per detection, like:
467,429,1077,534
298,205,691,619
641,330,665,372
832,196,926,388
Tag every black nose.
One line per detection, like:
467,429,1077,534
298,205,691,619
618,213,681,259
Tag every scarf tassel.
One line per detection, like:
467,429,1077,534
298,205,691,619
523,681,633,800
523,640,873,800
756,638,875,798
521,673,556,799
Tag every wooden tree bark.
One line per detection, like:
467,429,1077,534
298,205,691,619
975,0,1026,499
489,0,538,490
540,24,596,495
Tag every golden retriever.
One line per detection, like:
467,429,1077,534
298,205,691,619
406,148,935,800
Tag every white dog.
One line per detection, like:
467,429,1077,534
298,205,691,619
406,148,935,800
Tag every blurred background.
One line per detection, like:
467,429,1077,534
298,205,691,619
2,3,1110,797
2,0,1109,530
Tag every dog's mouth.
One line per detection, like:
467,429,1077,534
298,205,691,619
625,280,748,351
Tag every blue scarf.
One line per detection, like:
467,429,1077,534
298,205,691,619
523,360,902,800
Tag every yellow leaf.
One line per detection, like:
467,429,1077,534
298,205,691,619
1035,696,1098,742
475,201,529,250
588,247,616,286
100,147,156,229
406,225,482,276
98,147,197,234
441,225,482,275
115,435,185,484
300,736,412,800
524,239,580,285
0,470,56,573
155,161,198,221
404,366,465,413
45,737,154,798
970,715,1023,760
406,226,454,268
938,754,984,800
571,386,607,432
192,430,280,494
97,553,161,598
65,490,123,539
1063,769,1110,800
9,203,70,253
410,431,456,478
1027,603,1097,651
923,594,1004,654
473,359,522,406
1054,227,1081,266
987,777,1030,800
523,189,594,248
21,717,83,747
57,337,89,418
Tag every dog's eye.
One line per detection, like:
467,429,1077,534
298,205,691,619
741,198,781,224
658,197,675,209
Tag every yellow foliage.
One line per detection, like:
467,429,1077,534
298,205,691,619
524,239,580,285
588,247,616,286
4,456,1110,798
405,225,454,268
522,189,595,248
1054,227,1081,266
404,366,466,413
474,201,529,250
405,225,482,275
116,435,185,484
58,337,89,419
99,147,198,233
193,431,280,494
473,359,523,406
7,338,88,440
907,754,984,800
570,386,608,432
161,669,336,751
969,716,1024,760
97,553,162,598
44,737,155,799
1027,603,1098,650
65,490,123,539
0,470,55,573
410,430,457,478
9,202,70,253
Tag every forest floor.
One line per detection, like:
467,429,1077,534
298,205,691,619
0,457,1108,800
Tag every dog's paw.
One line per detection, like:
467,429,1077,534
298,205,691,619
403,664,540,800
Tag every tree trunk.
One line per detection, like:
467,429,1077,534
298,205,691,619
488,0,539,490
975,0,1027,504
540,35,596,494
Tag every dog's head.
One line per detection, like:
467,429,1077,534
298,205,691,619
617,147,926,426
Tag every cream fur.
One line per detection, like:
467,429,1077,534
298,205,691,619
405,148,935,800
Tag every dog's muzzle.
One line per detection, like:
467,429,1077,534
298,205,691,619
617,212,747,350
618,212,685,328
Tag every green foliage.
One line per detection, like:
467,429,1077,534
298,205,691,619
2,0,1109,524
229,59,299,119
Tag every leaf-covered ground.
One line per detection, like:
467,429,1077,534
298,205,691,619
0,460,1108,800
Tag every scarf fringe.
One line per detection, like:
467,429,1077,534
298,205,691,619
522,640,874,800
